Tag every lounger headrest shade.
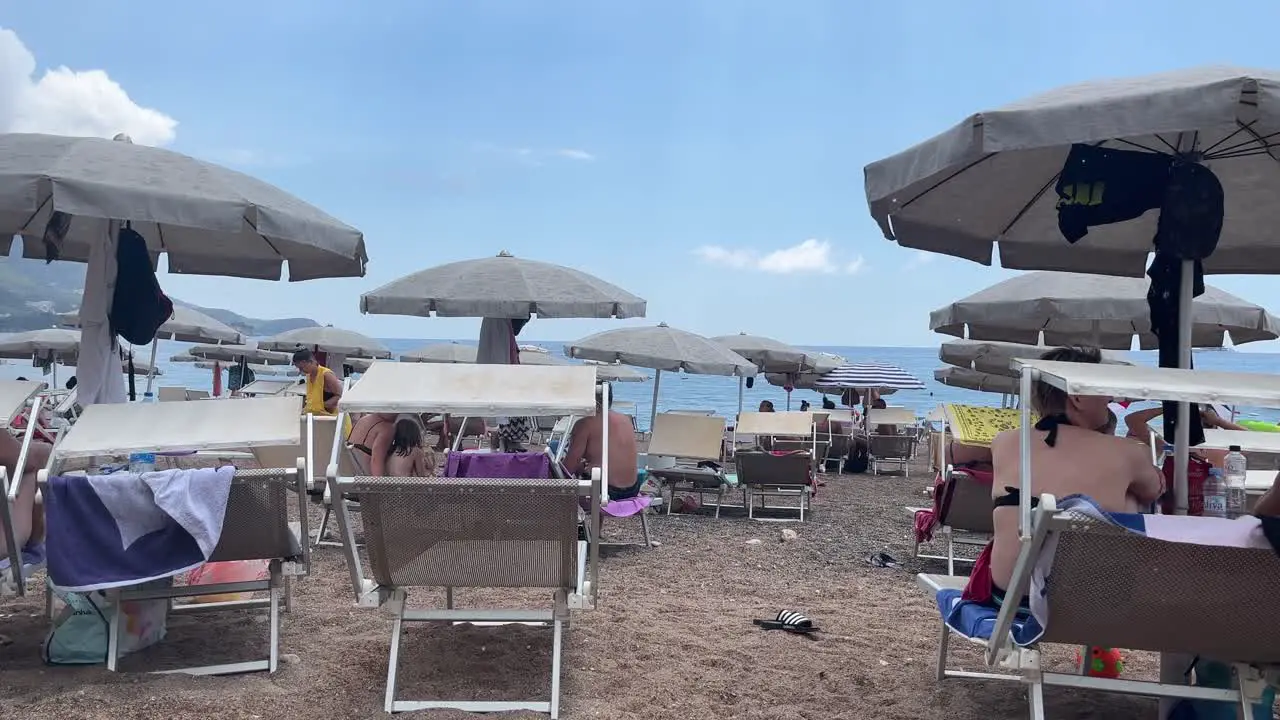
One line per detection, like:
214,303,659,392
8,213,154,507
55,395,303,458
1013,359,1280,409
0,380,44,429
866,407,916,426
735,411,815,436
647,413,726,461
340,363,598,416
1199,429,1280,454
238,379,297,396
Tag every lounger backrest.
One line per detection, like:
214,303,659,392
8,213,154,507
734,451,811,488
352,475,581,589
157,386,188,402
870,434,914,458
648,413,726,461
1039,512,1280,663
251,414,338,491
208,468,302,562
938,471,993,533
186,389,211,400
736,411,813,437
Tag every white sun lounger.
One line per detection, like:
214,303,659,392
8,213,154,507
238,379,297,397
0,380,54,594
907,468,993,575
330,362,604,717
643,412,729,517
37,395,310,675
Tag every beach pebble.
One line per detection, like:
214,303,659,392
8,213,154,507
745,538,762,546
779,529,798,543
649,540,662,547
281,653,301,665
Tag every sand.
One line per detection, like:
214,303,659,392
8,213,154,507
0,454,1186,719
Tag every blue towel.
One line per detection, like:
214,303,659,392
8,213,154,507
0,541,46,583
936,588,1044,646
45,467,234,591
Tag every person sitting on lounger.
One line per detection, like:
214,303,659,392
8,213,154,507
947,440,994,471
1122,403,1244,466
563,383,640,500
384,415,435,477
0,428,51,558
989,346,1163,601
349,411,396,476
423,415,488,451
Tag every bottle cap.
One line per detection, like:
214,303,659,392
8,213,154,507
1229,445,1242,452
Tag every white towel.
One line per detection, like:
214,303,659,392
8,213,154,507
87,466,233,558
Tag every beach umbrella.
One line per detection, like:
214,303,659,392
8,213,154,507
59,304,244,398
187,342,293,366
932,272,1280,350
360,250,645,319
400,343,476,364
518,350,570,366
583,360,647,383
934,367,1020,396
711,332,833,411
814,363,926,391
865,66,1280,516
0,132,366,410
939,339,1133,378
258,325,391,360
170,353,197,363
194,361,298,377
565,322,756,427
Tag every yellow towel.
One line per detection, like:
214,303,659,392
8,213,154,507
945,404,1037,447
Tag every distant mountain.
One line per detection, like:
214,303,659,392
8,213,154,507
0,256,319,335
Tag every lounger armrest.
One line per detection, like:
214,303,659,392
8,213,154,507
917,573,967,594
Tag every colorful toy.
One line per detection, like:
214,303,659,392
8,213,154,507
1076,645,1124,678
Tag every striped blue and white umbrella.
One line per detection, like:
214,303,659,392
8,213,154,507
813,363,925,390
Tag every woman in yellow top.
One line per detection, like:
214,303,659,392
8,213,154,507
292,349,343,416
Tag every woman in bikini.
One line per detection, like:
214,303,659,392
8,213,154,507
348,412,397,476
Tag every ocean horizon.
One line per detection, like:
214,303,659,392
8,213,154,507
5,338,1277,431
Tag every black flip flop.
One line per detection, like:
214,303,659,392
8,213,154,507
864,552,901,568
753,610,819,634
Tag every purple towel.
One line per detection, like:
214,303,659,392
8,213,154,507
445,452,551,479
603,496,651,517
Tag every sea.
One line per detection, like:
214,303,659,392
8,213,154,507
9,340,1280,431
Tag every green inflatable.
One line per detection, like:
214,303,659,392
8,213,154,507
1238,420,1280,433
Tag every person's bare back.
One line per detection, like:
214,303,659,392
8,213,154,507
385,447,430,477
564,410,637,489
989,425,1162,589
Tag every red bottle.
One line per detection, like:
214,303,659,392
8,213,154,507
1161,454,1211,516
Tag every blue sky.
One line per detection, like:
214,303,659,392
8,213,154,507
5,0,1280,349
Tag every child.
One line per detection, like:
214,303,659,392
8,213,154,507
385,415,435,477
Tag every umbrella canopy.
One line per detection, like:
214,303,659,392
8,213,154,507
518,350,569,366
813,363,926,390
58,304,243,344
933,367,1020,395
169,353,197,363
940,339,1133,377
865,67,1280,275
400,343,476,364
566,323,757,377
0,329,81,360
258,325,391,358
0,133,368,280
360,250,647,319
194,361,298,377
583,360,647,383
710,332,821,373
65,358,162,377
187,342,293,366
932,272,1280,350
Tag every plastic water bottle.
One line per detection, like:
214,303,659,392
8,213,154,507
1202,468,1228,519
1224,445,1248,519
128,452,156,474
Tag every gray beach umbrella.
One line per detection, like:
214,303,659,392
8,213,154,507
258,325,392,359
933,367,1020,396
187,342,293,366
400,343,477,364
710,332,821,373
940,339,1133,377
931,272,1280,350
566,322,756,427
195,361,298,377
360,250,647,319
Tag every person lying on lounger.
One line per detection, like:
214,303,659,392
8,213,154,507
989,346,1163,604
0,427,52,558
1122,404,1245,466
563,383,640,501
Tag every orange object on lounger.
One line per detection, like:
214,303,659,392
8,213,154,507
186,560,269,603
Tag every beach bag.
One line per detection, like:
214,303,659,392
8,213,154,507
42,583,168,665
110,226,173,346
844,440,869,474
186,560,270,603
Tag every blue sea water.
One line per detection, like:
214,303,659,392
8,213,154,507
13,340,1280,431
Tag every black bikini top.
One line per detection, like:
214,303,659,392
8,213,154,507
1034,413,1072,447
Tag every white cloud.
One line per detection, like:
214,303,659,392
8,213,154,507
0,28,177,145
694,239,865,275
475,142,596,165
555,148,595,161
904,251,936,269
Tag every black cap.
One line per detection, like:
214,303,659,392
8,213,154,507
1229,445,1242,452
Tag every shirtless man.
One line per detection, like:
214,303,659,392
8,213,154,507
989,346,1163,599
562,384,640,500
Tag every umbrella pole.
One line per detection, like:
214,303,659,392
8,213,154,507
1172,261,1194,515
649,370,662,431
144,340,159,397
737,377,743,417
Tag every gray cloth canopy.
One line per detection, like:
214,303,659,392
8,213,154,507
360,250,647,319
566,323,757,377
931,272,1280,350
933,366,1020,395
258,326,391,358
710,332,823,373
939,339,1132,377
59,304,243,345
187,342,293,366
865,67,1280,276
0,133,367,281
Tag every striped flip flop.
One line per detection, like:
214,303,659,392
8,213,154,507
753,610,818,634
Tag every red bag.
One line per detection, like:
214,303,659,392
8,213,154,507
1161,454,1211,516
